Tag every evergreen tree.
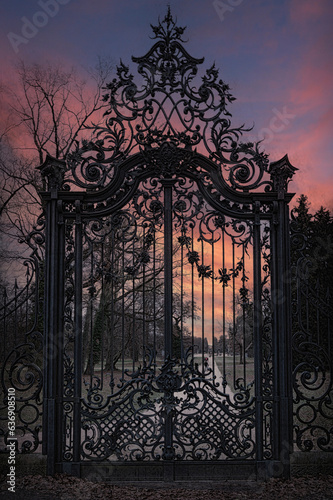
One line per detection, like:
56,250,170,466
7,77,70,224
292,194,312,232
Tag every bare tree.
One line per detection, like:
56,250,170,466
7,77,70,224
2,58,113,162
0,58,114,263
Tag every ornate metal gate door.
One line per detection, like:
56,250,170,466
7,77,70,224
40,10,296,481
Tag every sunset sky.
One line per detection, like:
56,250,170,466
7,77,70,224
1,0,332,211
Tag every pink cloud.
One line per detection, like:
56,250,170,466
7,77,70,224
289,0,330,23
268,108,333,212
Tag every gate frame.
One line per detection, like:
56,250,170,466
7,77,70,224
38,151,296,480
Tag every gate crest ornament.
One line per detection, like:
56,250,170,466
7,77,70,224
66,7,271,193
141,139,195,177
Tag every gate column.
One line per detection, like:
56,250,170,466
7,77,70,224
38,155,66,475
269,156,297,478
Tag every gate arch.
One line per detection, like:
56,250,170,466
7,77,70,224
39,9,297,480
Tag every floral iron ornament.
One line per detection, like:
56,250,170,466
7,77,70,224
66,7,271,192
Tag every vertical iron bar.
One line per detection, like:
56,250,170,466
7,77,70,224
191,225,194,360
162,180,174,460
3,288,7,362
42,195,51,460
306,280,309,336
73,200,83,469
56,204,65,469
25,267,29,335
327,287,331,360
153,229,156,372
282,198,293,475
222,228,226,389
89,247,94,385
212,234,215,378
122,239,125,378
270,210,279,461
47,201,58,473
201,238,205,371
316,277,320,345
142,226,146,364
101,242,104,388
132,238,136,372
232,240,236,389
14,279,18,345
110,230,115,393
163,182,173,359
180,224,184,362
242,243,246,385
253,202,263,464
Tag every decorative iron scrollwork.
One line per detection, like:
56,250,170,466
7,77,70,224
156,356,182,413
141,139,195,178
64,8,272,193
291,210,333,452
80,348,256,461
0,210,44,455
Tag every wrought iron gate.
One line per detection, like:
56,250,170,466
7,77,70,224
1,10,300,481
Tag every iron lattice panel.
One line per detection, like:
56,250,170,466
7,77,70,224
80,367,256,462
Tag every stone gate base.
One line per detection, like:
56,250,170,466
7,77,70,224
1,453,332,481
